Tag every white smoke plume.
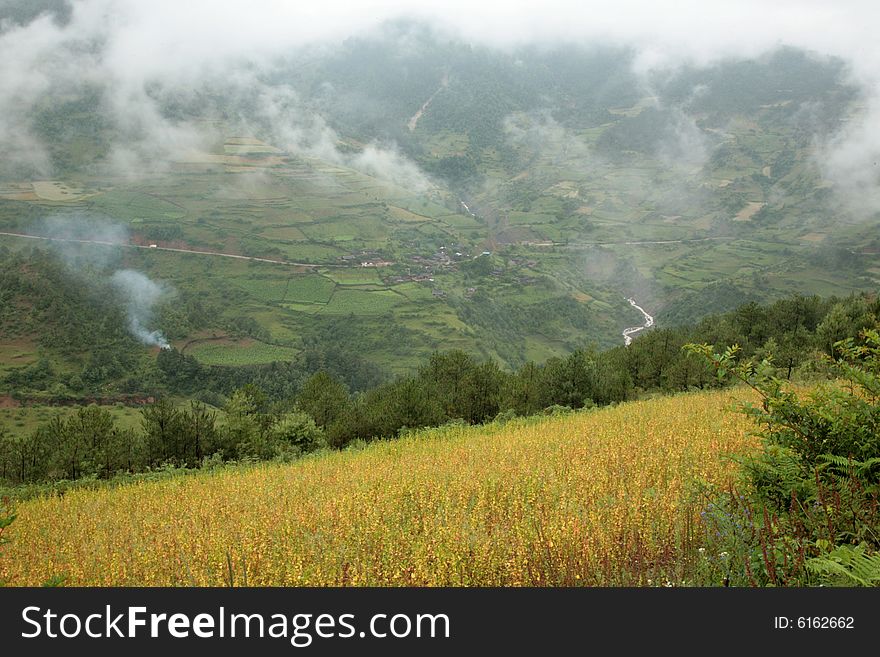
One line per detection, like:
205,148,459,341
109,269,171,348
30,214,173,348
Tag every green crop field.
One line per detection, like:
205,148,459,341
0,404,144,437
322,289,403,315
186,340,300,366
325,268,383,285
283,275,337,305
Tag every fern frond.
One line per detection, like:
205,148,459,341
806,543,880,587
818,454,880,477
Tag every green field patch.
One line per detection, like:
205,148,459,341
300,225,356,242
189,339,299,366
396,306,474,348
523,340,564,364
276,242,347,263
231,275,292,303
91,190,186,221
325,268,383,285
508,211,558,225
439,213,483,229
281,302,324,315
412,200,452,219
661,264,715,283
258,225,309,241
0,340,38,370
224,144,282,155
284,275,336,304
290,199,345,215
529,196,566,215
388,206,431,222
392,282,435,301
456,228,487,241
422,131,470,157
274,210,319,223
530,224,564,242
300,215,390,243
321,289,401,315
0,404,144,438
412,222,455,240
500,285,556,305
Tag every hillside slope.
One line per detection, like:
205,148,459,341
0,388,757,586
3,36,879,380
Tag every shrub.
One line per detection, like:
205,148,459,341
685,328,880,586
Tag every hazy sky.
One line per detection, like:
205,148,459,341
83,2,880,70
4,1,878,77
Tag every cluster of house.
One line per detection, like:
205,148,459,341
508,257,539,269
388,273,435,284
333,245,542,302
380,244,474,286
337,250,393,268
411,245,472,268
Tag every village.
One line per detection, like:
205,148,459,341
333,244,545,302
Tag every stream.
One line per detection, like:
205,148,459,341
622,298,654,346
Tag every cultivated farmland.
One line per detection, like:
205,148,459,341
0,389,756,586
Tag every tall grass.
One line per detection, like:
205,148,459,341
0,390,756,586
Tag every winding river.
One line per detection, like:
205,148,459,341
622,298,654,346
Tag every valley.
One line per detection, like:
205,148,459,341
0,4,878,595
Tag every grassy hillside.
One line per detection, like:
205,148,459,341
0,388,756,586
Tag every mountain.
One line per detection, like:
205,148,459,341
0,21,877,396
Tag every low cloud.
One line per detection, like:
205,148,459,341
239,80,434,190
0,0,879,213
816,96,880,219
656,110,710,173
503,110,597,168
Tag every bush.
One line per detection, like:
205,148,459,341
270,412,327,454
685,328,880,586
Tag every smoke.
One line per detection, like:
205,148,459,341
31,213,173,347
34,214,129,269
109,269,171,349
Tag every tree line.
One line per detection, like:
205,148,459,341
2,290,877,486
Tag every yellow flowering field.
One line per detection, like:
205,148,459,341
0,389,757,586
